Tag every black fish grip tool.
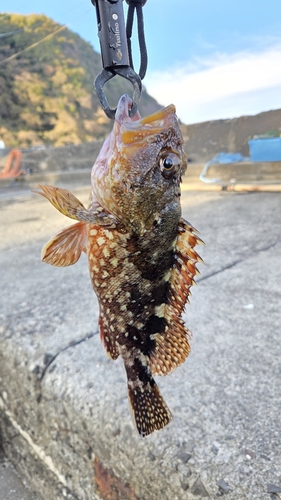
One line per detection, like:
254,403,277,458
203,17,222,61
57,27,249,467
91,0,147,119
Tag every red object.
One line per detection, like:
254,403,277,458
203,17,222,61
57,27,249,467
0,149,26,178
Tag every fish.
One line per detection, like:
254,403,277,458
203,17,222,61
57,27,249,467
34,94,203,437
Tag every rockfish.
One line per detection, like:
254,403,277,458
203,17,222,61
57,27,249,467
35,95,202,437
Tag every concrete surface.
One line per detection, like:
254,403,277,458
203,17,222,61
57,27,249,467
0,448,37,500
0,177,281,500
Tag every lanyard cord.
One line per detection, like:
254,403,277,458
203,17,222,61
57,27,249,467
126,0,148,80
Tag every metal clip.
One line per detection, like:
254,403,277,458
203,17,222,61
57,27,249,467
91,0,145,119
94,66,142,119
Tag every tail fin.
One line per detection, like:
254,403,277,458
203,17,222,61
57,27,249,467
125,358,172,437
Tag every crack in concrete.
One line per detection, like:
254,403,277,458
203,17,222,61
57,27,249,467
0,395,68,487
39,330,99,382
0,396,83,500
197,237,281,283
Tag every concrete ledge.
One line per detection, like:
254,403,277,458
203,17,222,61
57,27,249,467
1,161,281,196
0,169,91,191
1,189,281,499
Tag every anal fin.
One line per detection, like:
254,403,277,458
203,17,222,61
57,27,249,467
42,221,87,267
148,321,191,376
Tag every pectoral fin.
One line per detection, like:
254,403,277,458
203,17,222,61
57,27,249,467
42,221,87,267
34,185,88,221
34,185,118,226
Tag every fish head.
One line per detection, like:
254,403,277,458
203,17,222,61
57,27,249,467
91,94,187,234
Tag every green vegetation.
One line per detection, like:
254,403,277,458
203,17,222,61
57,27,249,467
0,13,160,148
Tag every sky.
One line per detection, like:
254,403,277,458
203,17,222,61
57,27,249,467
1,0,281,124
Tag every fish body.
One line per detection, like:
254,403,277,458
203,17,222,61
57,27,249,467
35,95,202,436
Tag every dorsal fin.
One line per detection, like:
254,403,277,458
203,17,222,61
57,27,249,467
148,218,204,376
42,221,87,267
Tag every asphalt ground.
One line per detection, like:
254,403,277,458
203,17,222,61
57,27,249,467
0,179,281,500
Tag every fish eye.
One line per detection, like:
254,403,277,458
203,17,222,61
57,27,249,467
159,152,180,179
162,157,174,170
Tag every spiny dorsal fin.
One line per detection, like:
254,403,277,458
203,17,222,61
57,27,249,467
42,221,87,267
148,217,204,376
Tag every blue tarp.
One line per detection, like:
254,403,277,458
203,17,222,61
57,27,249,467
206,152,247,164
249,138,281,162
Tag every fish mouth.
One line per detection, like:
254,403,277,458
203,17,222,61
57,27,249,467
114,95,177,146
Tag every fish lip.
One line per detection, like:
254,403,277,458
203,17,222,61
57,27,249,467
115,94,141,125
115,94,177,127
139,104,176,126
116,98,178,146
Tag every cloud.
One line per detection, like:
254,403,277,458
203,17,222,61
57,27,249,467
144,44,281,124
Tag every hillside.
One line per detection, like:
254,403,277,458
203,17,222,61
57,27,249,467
0,13,161,148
